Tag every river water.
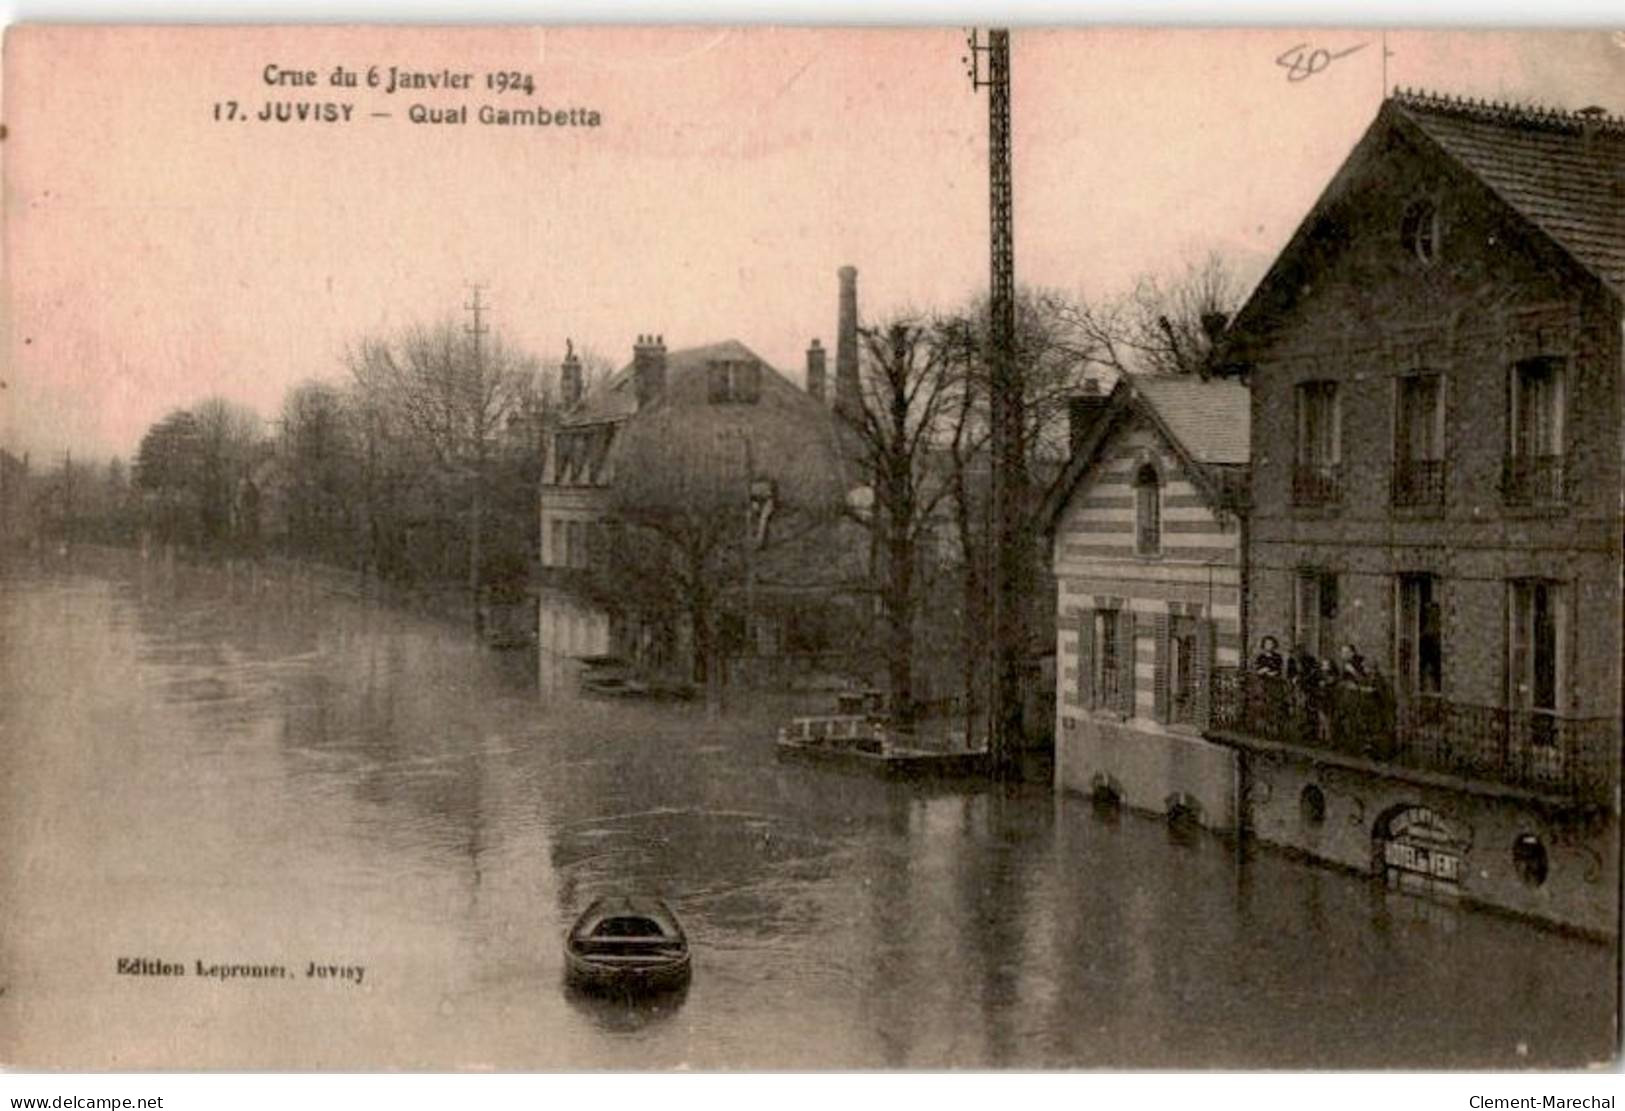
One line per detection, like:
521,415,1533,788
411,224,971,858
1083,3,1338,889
0,553,1615,1069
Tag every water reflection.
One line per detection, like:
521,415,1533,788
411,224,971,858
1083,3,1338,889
0,554,1615,1069
563,980,691,1036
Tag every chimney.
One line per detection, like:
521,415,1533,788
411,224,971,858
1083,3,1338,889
1067,378,1109,458
805,338,827,402
560,342,583,409
633,333,666,411
834,266,860,417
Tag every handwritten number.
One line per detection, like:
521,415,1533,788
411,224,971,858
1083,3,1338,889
1276,41,1369,82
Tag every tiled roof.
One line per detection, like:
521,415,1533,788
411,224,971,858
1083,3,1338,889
565,338,791,425
1128,373,1250,465
1391,89,1625,295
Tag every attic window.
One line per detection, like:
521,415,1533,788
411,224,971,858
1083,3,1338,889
707,359,762,404
1401,199,1440,265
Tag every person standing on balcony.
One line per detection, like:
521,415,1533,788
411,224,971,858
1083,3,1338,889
1254,635,1284,677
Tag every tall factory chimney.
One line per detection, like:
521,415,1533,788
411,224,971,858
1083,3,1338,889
834,266,860,418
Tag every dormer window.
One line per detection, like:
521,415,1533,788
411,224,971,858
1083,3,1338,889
707,359,763,404
1401,198,1440,265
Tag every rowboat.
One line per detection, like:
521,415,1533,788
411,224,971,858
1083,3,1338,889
564,895,691,994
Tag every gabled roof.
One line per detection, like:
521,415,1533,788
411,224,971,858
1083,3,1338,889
1128,374,1250,466
1036,373,1251,542
1391,90,1625,296
1226,90,1625,350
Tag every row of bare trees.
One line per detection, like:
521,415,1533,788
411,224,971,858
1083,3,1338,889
112,316,611,629
841,252,1242,734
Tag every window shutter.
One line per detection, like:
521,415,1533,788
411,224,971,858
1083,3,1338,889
1194,619,1214,728
1117,612,1136,717
1153,612,1171,722
1077,610,1095,710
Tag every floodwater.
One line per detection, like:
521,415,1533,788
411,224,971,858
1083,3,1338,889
0,551,1616,1069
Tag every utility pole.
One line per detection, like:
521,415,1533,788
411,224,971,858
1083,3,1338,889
967,28,1027,777
465,284,490,637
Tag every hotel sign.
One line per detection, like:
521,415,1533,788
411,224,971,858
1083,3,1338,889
1381,805,1464,885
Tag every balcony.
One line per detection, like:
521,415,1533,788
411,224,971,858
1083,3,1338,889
1501,453,1566,506
1390,458,1445,507
1209,668,1616,806
1292,462,1342,507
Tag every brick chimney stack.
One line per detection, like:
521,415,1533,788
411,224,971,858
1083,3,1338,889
834,266,860,418
560,342,583,409
633,334,667,411
1067,378,1109,458
805,338,827,403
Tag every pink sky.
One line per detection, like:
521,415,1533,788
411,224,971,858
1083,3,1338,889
4,26,1623,462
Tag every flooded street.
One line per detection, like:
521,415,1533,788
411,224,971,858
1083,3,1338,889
0,553,1615,1069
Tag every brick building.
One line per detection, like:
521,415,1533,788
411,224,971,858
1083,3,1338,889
1212,91,1623,936
1040,374,1250,829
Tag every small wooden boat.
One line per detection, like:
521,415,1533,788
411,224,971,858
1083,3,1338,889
564,895,691,994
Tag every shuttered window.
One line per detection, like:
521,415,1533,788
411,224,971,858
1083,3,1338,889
1116,612,1137,717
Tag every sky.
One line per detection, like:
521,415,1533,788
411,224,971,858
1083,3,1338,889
4,25,1624,463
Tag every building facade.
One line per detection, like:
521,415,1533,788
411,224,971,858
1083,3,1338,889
1213,91,1623,936
1042,375,1250,829
536,326,860,696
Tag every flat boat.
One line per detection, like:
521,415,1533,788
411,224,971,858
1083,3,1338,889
564,895,691,994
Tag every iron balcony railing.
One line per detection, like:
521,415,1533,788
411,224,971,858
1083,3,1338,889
1391,458,1445,507
1501,453,1566,506
1292,462,1342,506
1209,667,1617,806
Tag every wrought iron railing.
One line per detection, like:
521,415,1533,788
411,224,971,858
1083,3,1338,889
1501,454,1566,506
1292,462,1342,506
1209,667,1616,805
1391,458,1445,507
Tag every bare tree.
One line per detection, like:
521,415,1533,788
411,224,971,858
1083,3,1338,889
347,319,539,628
605,387,847,696
842,314,961,730
1056,251,1245,379
932,286,1096,740
192,397,265,552
279,380,358,562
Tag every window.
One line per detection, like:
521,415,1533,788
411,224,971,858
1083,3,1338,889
551,517,567,566
1509,579,1563,742
1397,574,1443,697
1170,618,1197,724
567,520,585,569
1505,357,1566,504
707,359,763,404
1393,373,1444,506
1134,463,1161,555
1401,198,1440,264
1295,569,1338,661
1294,381,1341,505
1097,609,1121,709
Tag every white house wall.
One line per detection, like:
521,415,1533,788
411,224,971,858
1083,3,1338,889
1051,417,1244,830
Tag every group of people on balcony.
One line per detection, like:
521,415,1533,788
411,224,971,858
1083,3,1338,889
1248,635,1396,758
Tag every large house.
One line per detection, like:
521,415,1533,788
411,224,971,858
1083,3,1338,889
1212,90,1623,935
537,303,863,694
1040,374,1250,829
